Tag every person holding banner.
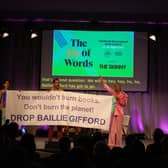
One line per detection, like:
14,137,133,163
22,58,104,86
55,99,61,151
99,77,128,148
48,78,63,141
0,80,10,126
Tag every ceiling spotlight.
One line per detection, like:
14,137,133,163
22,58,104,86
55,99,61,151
149,35,156,41
2,32,9,38
31,32,38,39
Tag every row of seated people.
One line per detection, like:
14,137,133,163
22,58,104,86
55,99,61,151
1,120,168,168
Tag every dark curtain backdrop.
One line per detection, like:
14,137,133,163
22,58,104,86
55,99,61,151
0,26,168,138
0,26,41,90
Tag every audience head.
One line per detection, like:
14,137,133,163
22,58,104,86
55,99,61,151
92,131,104,145
68,147,89,168
59,136,71,152
93,140,110,167
7,122,19,140
125,134,137,146
20,133,36,153
124,134,145,157
153,128,164,144
4,119,10,126
110,147,124,159
75,134,93,155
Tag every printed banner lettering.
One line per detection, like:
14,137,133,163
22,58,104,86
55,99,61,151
6,90,115,130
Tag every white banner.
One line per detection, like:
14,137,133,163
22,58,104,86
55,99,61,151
6,90,115,130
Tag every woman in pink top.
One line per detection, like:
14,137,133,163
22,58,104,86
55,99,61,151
99,77,128,148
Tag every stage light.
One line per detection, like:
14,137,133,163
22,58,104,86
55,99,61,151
149,35,156,41
31,32,38,39
2,32,9,38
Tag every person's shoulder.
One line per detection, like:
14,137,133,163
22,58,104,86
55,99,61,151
121,91,128,97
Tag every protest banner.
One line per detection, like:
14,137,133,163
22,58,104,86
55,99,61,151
6,90,115,130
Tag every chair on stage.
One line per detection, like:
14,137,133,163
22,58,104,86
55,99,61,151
122,115,130,136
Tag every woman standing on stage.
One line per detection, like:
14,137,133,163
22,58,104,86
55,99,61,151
99,77,128,148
